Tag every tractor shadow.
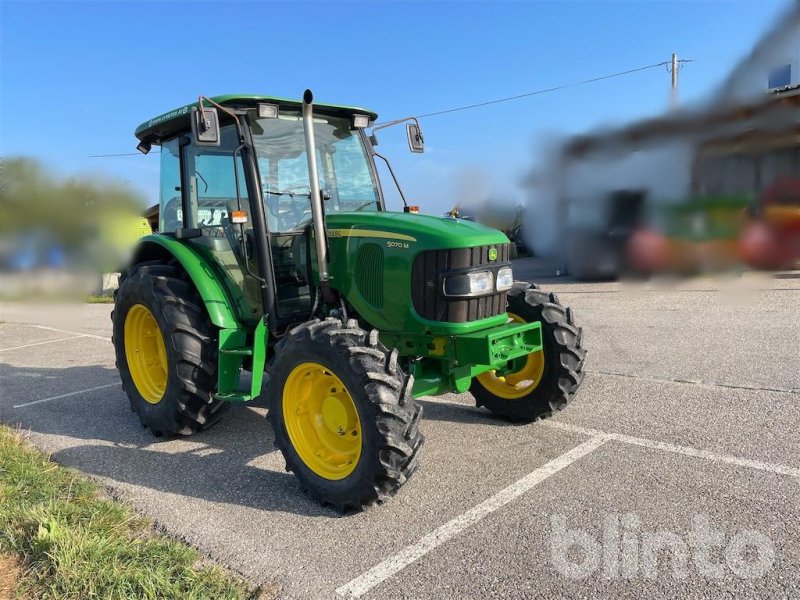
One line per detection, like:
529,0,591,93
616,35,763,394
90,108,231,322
1,362,518,517
0,362,335,517
417,397,508,426
416,398,550,432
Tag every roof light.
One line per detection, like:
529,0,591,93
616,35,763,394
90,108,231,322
353,114,370,129
136,140,151,155
258,103,279,119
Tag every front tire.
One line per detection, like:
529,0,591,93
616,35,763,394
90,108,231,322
470,283,585,422
267,318,423,511
112,262,227,436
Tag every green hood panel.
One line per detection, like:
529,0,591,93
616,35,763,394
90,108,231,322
323,211,511,335
325,212,508,250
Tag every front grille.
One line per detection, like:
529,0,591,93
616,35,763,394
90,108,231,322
411,244,510,323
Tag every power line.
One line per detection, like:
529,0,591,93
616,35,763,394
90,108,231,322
415,59,693,119
89,58,692,157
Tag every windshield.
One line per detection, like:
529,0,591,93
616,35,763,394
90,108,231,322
249,111,381,233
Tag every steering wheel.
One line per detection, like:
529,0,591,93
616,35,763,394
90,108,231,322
265,185,313,231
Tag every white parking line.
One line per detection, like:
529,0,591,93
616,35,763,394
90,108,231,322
336,435,611,599
27,324,111,342
0,335,86,353
422,396,800,480
544,420,800,479
13,382,121,409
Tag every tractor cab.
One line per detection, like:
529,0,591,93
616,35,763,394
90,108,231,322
137,94,384,328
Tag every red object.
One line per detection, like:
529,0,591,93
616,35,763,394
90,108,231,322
761,177,800,233
626,229,671,274
740,177,800,269
739,221,787,270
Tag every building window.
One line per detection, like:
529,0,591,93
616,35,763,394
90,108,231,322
768,64,792,89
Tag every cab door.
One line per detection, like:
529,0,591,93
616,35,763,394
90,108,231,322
160,125,263,324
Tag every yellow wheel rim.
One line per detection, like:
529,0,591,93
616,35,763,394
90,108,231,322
124,304,168,404
476,312,545,400
282,362,362,480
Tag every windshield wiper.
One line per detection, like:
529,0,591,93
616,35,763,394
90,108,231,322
264,190,310,198
352,200,378,212
264,189,332,200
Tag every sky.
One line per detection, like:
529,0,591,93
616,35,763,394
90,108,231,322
0,0,791,215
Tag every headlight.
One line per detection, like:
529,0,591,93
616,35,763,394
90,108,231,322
496,267,513,291
443,270,494,297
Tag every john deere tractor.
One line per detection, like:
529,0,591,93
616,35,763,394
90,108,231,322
113,90,585,510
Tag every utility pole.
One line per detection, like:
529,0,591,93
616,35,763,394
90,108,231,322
670,52,679,109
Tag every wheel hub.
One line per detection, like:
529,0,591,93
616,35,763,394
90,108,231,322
321,395,350,435
124,304,168,404
282,362,362,480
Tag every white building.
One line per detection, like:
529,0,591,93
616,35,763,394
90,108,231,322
719,4,800,101
527,3,800,270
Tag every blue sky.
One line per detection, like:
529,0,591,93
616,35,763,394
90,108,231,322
0,0,790,214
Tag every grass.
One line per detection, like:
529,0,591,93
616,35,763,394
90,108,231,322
0,425,268,600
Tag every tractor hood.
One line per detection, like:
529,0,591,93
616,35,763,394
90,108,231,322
322,211,512,336
324,211,508,251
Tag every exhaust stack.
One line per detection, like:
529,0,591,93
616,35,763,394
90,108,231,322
301,89,330,288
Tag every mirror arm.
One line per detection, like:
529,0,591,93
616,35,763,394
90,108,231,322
198,96,246,143
370,115,421,136
372,151,409,209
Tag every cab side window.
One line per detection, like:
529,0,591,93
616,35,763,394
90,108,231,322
185,125,247,228
159,138,181,233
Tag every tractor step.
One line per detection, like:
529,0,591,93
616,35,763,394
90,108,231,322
220,348,253,357
212,391,252,402
216,321,267,404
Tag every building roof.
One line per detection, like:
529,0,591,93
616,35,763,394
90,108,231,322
135,94,378,144
771,83,800,95
561,86,800,159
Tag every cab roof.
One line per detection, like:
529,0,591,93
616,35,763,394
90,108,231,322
134,94,379,144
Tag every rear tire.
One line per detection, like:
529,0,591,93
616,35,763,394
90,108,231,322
267,318,423,511
470,282,585,422
112,262,227,436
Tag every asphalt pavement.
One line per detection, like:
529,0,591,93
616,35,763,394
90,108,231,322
1,263,798,599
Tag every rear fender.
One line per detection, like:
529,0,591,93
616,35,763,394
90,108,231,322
130,235,241,330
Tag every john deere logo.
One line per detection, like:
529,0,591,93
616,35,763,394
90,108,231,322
488,248,498,261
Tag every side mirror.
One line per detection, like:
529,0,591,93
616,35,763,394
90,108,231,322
406,123,424,153
191,106,221,146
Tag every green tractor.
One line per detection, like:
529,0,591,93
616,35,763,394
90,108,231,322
113,90,585,510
